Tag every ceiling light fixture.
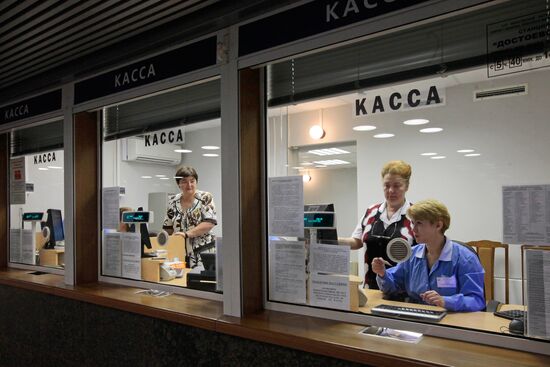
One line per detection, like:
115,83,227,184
203,153,219,157
308,148,350,156
464,153,481,157
201,145,220,150
420,127,443,133
421,152,438,156
174,149,192,153
309,109,326,139
352,125,376,131
303,172,312,182
430,156,446,160
457,149,474,153
373,133,395,138
403,119,429,125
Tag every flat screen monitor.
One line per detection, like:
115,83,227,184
304,204,337,243
136,207,153,258
200,253,216,273
44,209,64,249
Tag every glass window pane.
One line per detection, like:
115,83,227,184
266,0,549,342
101,78,223,294
9,119,65,269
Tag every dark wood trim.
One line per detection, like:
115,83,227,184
239,68,263,315
73,111,99,284
0,134,8,268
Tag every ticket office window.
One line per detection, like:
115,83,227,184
266,0,550,343
100,78,223,293
9,119,65,270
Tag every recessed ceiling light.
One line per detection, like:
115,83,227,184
403,119,429,125
465,153,481,157
421,152,438,156
159,177,170,180
302,174,312,182
352,125,376,131
430,156,446,159
203,153,219,157
201,146,220,150
308,148,350,156
141,175,152,178
47,166,63,169
313,159,350,166
373,133,395,138
155,174,166,177
420,127,443,133
457,149,474,153
38,167,48,171
174,149,192,153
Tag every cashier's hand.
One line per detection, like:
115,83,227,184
420,290,445,308
371,257,386,277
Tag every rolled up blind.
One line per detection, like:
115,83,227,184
10,119,63,157
103,78,220,141
268,0,547,106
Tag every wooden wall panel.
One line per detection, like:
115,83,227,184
73,111,99,283
0,134,7,268
239,68,263,315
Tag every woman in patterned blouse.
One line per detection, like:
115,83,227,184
162,166,217,267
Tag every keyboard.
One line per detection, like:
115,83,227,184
371,304,447,322
494,309,526,320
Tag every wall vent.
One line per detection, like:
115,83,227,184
474,84,527,101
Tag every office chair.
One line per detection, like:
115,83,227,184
467,240,509,304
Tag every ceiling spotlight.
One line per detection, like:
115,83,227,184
373,133,395,138
47,166,63,169
403,119,429,125
201,145,220,150
38,167,48,171
430,156,446,159
457,149,474,153
302,173,311,182
352,125,376,131
420,127,443,133
309,125,325,139
421,152,438,156
141,175,153,178
202,153,219,157
465,153,481,157
174,149,192,153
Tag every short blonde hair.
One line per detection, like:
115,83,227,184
407,199,451,234
381,160,412,186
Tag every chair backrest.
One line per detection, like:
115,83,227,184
467,240,509,304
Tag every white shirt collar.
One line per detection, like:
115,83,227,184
415,237,453,261
378,200,410,225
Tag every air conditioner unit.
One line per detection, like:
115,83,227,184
121,137,181,165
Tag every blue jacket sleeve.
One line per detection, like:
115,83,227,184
443,259,486,312
376,261,407,295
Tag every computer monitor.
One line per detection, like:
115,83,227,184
44,209,64,249
136,207,153,258
303,204,337,243
200,252,216,273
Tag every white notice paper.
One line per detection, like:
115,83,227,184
103,232,122,277
268,176,303,237
9,229,22,263
21,229,35,265
503,185,550,244
309,273,350,311
310,243,350,276
121,232,141,280
10,157,26,205
102,187,121,230
268,240,306,304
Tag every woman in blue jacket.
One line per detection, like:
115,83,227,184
372,199,485,312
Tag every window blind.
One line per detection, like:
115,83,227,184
103,78,220,141
10,119,63,157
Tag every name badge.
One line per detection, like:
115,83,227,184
436,275,457,288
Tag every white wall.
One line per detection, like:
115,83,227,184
10,150,65,229
277,67,550,304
